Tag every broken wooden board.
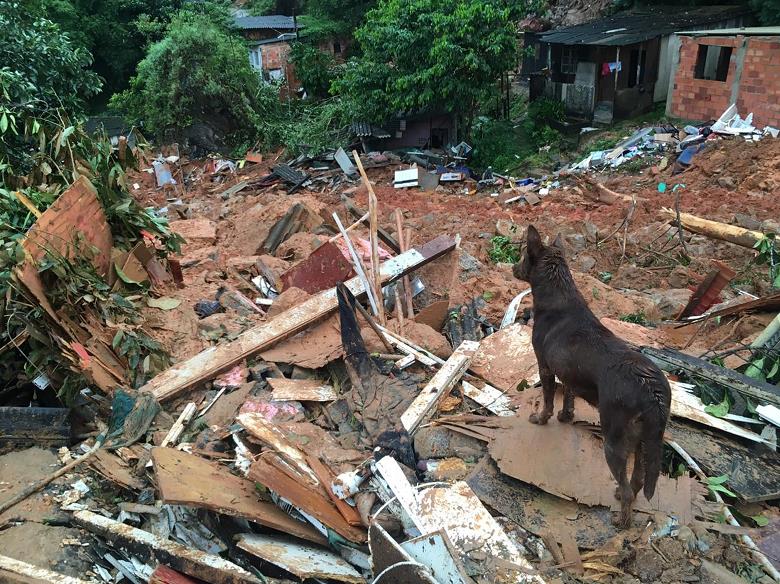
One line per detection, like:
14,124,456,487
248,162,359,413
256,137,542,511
248,453,367,543
280,241,354,295
143,235,456,402
466,456,618,550
305,454,363,527
236,533,363,583
21,176,112,275
73,510,262,584
414,300,449,332
237,412,319,485
90,449,145,491
668,420,780,503
669,381,770,445
368,523,439,584
0,407,70,449
260,314,343,369
267,377,337,402
487,416,702,524
150,447,326,545
415,481,545,583
0,554,90,584
461,381,513,416
401,340,479,434
469,323,539,392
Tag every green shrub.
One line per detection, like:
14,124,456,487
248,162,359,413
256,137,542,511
488,236,521,264
110,11,279,143
290,42,338,99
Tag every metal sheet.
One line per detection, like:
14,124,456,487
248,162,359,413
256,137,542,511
236,533,364,583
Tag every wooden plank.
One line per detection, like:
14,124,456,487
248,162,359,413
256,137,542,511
642,346,780,406
236,533,363,583
90,449,145,491
267,378,337,402
660,207,764,249
669,381,770,445
401,341,479,434
668,421,780,503
415,481,544,584
461,381,514,417
0,407,70,448
373,456,427,533
0,554,90,584
237,413,319,486
142,235,455,402
305,454,363,527
73,510,262,584
757,404,780,428
247,453,367,543
150,447,326,545
160,403,197,448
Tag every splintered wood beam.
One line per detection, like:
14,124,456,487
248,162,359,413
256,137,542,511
401,341,479,434
141,235,456,402
73,510,262,584
0,554,90,584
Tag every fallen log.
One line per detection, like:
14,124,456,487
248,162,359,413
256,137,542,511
660,208,765,249
141,235,455,402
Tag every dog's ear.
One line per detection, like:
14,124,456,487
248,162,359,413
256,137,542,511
552,233,565,253
526,225,543,258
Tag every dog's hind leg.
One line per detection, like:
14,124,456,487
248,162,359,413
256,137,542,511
603,426,634,529
557,384,575,423
630,441,645,498
529,365,556,425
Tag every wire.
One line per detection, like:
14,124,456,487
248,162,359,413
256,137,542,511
371,561,430,583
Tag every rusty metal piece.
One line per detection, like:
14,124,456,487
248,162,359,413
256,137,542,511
280,241,354,294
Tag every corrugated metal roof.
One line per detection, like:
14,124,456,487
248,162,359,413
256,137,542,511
233,15,301,30
540,6,750,46
350,122,391,139
676,26,780,36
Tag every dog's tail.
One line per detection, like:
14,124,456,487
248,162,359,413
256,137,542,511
641,374,672,501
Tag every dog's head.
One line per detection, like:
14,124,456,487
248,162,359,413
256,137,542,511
513,225,565,283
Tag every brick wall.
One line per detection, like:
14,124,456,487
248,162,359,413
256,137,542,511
669,35,780,127
737,37,780,127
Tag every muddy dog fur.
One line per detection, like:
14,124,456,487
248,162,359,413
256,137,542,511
513,225,671,527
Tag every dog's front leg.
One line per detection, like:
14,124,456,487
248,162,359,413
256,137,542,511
529,367,555,425
557,385,575,423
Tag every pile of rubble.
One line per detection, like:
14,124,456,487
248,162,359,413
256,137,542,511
572,104,780,175
1,140,779,584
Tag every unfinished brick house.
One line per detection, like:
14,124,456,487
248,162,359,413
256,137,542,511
232,12,302,89
666,28,780,127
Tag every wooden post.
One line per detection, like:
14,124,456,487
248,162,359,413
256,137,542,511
395,209,415,318
352,150,385,325
333,212,381,317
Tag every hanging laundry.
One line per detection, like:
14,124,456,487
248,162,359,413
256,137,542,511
608,61,623,73
601,62,611,76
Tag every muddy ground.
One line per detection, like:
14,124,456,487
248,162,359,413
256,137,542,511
1,136,778,583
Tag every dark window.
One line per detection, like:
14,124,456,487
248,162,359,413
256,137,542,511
694,44,732,81
561,46,577,74
431,128,448,148
627,48,647,88
333,41,342,54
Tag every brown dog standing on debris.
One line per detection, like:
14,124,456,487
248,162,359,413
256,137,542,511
513,225,671,528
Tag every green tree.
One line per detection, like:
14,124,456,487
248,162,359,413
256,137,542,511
0,2,102,115
110,11,278,143
333,0,519,136
302,0,376,40
20,0,189,104
749,0,780,24
290,42,338,99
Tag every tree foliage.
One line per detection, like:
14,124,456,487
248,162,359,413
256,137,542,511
333,0,519,134
0,2,102,114
290,42,338,99
302,0,376,40
110,11,279,142
19,0,189,103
